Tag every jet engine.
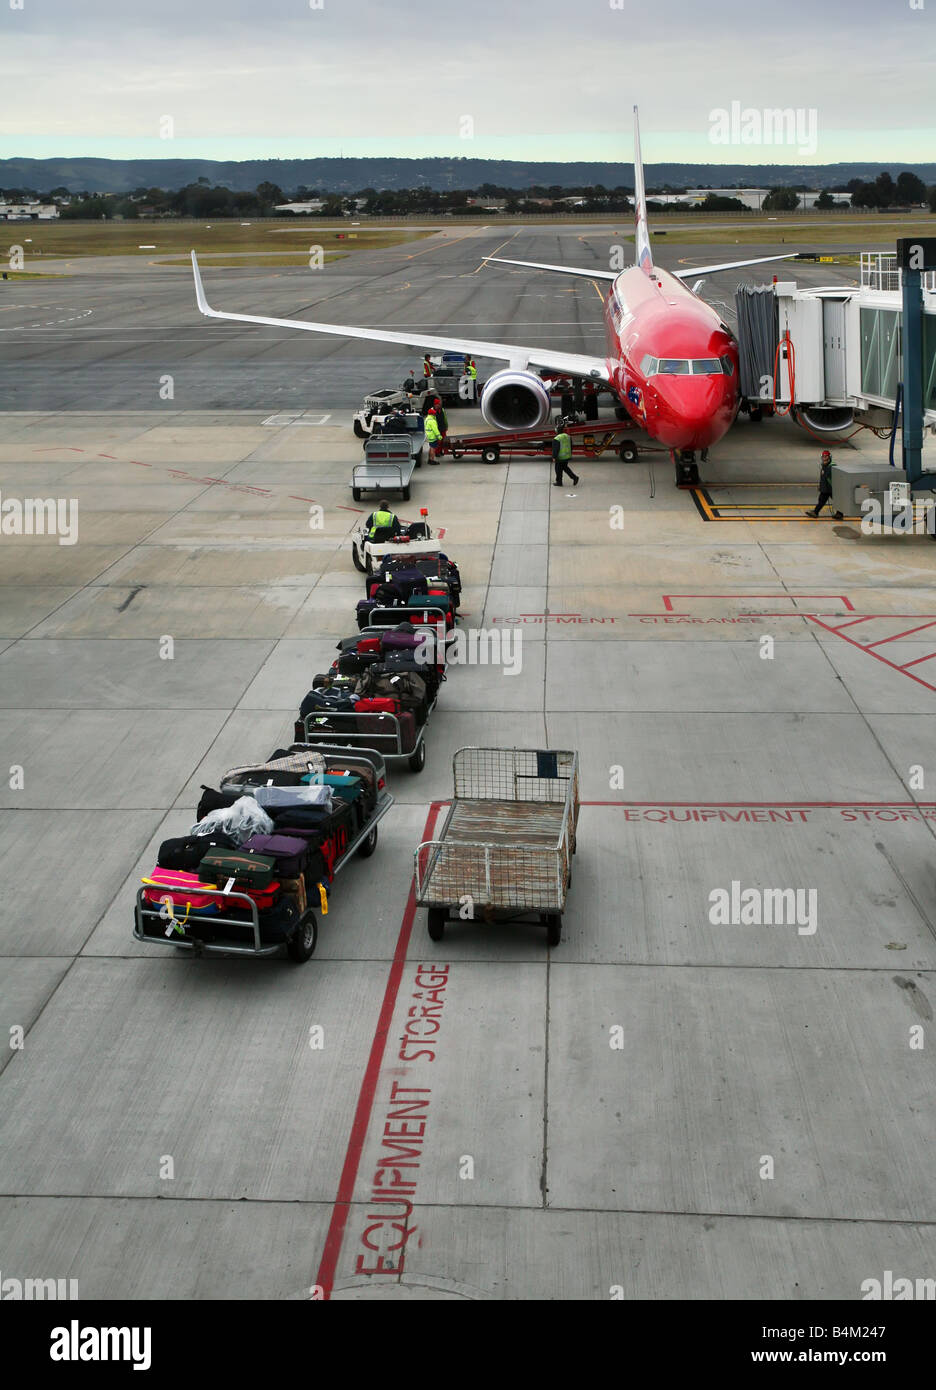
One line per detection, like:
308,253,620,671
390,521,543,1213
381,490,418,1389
479,369,552,431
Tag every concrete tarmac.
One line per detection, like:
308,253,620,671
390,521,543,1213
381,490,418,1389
0,223,857,412
0,233,934,1302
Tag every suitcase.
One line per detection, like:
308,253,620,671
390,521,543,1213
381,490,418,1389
254,784,335,812
380,569,427,601
242,834,309,878
321,772,364,804
141,868,221,916
198,850,278,890
157,831,237,873
356,696,402,714
356,598,378,629
357,637,382,654
195,785,242,823
222,752,327,786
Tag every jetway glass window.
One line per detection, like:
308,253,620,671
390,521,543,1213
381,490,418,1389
860,307,901,401
923,315,936,413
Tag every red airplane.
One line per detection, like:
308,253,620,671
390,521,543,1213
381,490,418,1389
191,109,793,481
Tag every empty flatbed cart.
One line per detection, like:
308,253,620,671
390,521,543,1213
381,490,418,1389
415,747,579,945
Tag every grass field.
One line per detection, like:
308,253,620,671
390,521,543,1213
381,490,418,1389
0,221,436,262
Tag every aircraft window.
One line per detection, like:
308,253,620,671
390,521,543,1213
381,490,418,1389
640,354,657,375
657,359,691,375
691,358,723,375
720,355,735,376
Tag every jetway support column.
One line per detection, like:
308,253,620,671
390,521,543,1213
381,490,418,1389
899,237,935,488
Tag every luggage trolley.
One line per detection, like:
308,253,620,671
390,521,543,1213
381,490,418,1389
415,747,580,946
299,611,449,774
133,747,394,964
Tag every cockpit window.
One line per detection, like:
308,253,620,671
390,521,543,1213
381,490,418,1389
691,358,723,375
720,355,735,376
640,354,657,375
657,359,691,375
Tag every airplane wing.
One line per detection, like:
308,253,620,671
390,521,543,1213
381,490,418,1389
483,255,616,281
191,252,611,381
672,253,798,280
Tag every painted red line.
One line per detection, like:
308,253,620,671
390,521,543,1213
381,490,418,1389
663,593,856,612
898,651,936,671
825,615,875,631
337,505,364,513
866,620,936,648
315,800,443,1301
289,495,318,503
97,453,117,460
583,800,936,808
34,447,85,454
132,462,153,468
808,615,936,695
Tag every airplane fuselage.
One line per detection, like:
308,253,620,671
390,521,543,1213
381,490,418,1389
603,266,739,452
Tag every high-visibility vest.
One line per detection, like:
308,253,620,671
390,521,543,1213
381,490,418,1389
423,359,433,376
424,416,442,444
467,361,477,379
555,432,572,460
369,509,396,537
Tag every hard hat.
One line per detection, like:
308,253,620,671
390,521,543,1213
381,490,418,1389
821,449,831,460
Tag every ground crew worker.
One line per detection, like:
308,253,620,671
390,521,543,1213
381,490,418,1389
423,354,433,378
423,409,443,462
552,420,580,487
806,449,843,518
366,500,402,539
403,369,417,392
466,357,478,401
431,396,448,436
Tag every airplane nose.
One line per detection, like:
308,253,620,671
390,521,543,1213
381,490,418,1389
645,376,736,450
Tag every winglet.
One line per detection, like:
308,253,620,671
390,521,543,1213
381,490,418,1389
191,251,214,317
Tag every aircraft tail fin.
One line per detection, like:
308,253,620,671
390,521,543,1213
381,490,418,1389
633,106,653,275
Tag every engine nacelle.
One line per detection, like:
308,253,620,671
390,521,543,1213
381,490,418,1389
479,369,552,432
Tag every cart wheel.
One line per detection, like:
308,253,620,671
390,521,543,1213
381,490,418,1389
481,445,501,464
408,740,426,772
545,913,562,946
353,420,366,438
352,488,362,501
619,441,638,462
427,908,446,941
402,486,411,501
287,911,318,963
358,824,378,858
352,545,366,572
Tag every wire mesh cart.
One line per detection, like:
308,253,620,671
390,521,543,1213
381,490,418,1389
414,747,579,945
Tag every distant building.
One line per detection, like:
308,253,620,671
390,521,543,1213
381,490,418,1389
0,202,60,221
274,200,325,214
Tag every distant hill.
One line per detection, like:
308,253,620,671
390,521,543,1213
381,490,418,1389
2,156,936,196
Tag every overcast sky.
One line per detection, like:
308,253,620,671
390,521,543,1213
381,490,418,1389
1,0,933,164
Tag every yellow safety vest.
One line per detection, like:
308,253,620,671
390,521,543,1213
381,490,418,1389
424,417,442,444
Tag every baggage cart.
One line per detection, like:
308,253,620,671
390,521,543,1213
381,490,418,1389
296,699,436,774
415,747,579,945
133,747,394,963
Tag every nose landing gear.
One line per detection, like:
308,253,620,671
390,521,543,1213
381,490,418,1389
673,449,702,487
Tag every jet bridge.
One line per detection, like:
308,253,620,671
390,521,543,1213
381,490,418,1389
735,252,936,434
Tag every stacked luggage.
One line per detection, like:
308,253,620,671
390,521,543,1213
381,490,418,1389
136,747,390,964
295,549,461,776
134,539,464,963
356,552,461,633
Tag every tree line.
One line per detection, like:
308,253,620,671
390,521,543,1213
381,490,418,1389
3,170,935,217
